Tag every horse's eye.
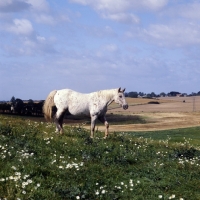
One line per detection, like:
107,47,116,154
119,95,122,98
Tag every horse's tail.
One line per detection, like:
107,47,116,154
43,90,57,121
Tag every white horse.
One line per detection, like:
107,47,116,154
43,87,128,138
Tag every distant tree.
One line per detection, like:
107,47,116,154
10,96,15,104
150,92,156,97
160,92,166,97
138,92,145,97
124,92,128,97
36,100,45,116
28,99,34,104
13,98,24,114
190,92,197,96
169,91,181,96
128,92,138,98
146,93,152,98
181,93,187,97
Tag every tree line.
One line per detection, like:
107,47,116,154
125,91,200,98
0,96,44,116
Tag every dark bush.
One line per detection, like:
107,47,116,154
148,101,160,104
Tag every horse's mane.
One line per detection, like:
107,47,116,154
95,88,118,101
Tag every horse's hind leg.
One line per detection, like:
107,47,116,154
54,109,66,134
58,111,66,134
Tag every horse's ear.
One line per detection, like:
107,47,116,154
118,87,121,93
122,88,126,92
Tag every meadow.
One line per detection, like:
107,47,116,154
0,115,200,200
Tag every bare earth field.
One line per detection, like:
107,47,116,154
83,96,200,132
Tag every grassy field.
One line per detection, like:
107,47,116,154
0,115,200,200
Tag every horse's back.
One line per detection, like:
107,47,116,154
54,89,90,115
54,88,82,104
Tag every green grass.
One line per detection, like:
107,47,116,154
130,127,200,146
0,115,200,200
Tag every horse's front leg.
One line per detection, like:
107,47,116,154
90,115,97,138
98,115,109,139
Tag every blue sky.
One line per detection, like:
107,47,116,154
1,0,200,100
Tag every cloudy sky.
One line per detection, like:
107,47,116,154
1,0,200,100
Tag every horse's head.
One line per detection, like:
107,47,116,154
114,88,128,110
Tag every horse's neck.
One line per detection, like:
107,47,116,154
95,89,117,105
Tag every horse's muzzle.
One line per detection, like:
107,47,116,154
123,104,128,110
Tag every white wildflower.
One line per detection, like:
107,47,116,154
101,189,106,194
11,166,17,170
27,179,32,183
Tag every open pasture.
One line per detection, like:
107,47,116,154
0,115,200,199
89,96,200,132
109,96,200,113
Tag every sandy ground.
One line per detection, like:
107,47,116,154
83,96,200,132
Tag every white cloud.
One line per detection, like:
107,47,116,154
69,0,169,24
70,0,129,13
21,35,57,55
6,18,33,35
34,14,56,25
93,0,130,13
34,13,71,25
164,2,200,20
104,44,118,52
181,2,200,20
26,0,49,12
0,0,49,12
36,35,46,42
0,0,30,12
140,0,168,10
102,12,139,24
144,22,200,47
126,21,200,47
0,0,13,7
70,0,168,12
